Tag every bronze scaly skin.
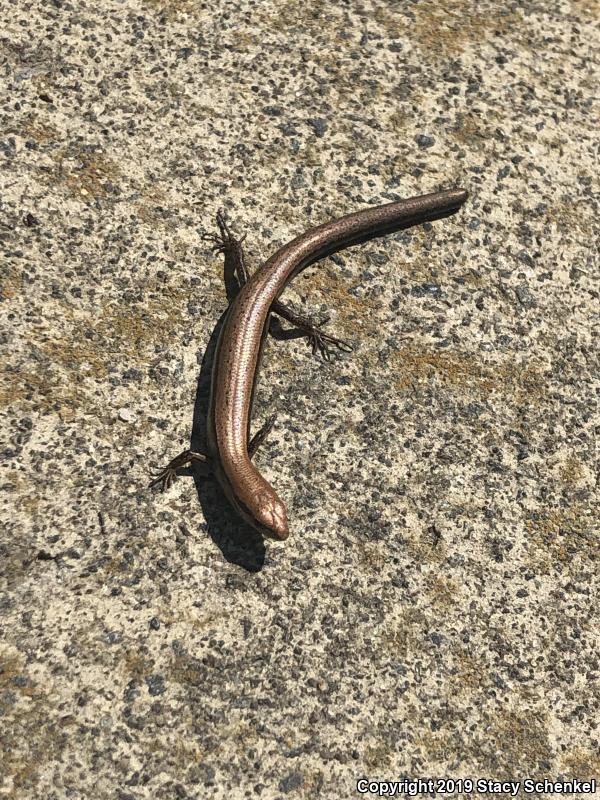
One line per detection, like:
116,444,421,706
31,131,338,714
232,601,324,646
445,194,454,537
151,188,468,540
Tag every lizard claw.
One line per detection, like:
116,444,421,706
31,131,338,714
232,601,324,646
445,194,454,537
148,468,177,491
148,449,209,492
308,330,353,361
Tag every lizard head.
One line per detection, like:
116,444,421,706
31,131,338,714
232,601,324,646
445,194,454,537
251,490,290,540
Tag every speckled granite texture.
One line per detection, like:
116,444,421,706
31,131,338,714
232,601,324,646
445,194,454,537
1,1,598,798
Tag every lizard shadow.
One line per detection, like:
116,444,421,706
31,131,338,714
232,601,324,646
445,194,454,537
178,309,268,572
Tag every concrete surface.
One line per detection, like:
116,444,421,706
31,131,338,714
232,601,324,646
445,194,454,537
1,1,598,798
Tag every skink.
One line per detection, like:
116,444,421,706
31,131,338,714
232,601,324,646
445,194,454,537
151,188,468,540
